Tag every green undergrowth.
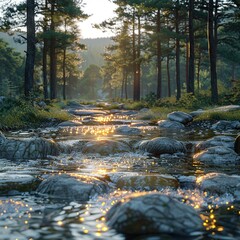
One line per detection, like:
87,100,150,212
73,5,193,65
195,110,240,122
0,98,71,130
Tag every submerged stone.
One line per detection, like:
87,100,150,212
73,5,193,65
196,172,240,198
115,174,179,190
196,136,235,152
82,140,131,155
106,193,203,235
36,174,109,201
138,137,186,157
167,111,193,125
193,146,240,164
58,121,82,127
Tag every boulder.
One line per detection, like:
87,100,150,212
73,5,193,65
158,120,185,129
69,109,108,116
211,120,240,131
0,173,38,193
193,146,240,164
234,135,240,154
196,172,240,198
0,133,59,160
36,174,109,201
82,140,131,155
115,125,141,135
196,136,235,152
58,121,82,127
167,111,193,125
115,174,179,190
107,193,203,235
138,137,186,156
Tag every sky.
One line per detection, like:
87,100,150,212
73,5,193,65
79,0,117,39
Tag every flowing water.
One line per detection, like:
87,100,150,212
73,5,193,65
1,113,240,240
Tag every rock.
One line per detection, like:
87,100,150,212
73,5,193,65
58,121,82,127
0,173,38,193
115,174,179,190
138,137,186,156
211,105,240,112
193,146,240,164
69,109,108,116
0,133,59,160
158,120,185,129
115,125,141,135
196,136,235,152
36,174,109,201
234,135,240,154
106,193,203,235
211,120,240,131
167,111,193,125
196,172,240,198
82,140,131,155
189,109,205,117
178,176,196,189
130,121,149,127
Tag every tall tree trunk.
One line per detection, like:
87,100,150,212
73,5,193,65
167,53,171,97
42,0,48,99
208,0,218,103
50,0,57,100
175,0,181,100
24,0,35,98
185,18,189,90
188,0,195,94
135,14,141,101
132,12,138,101
62,47,67,100
124,70,128,99
197,52,201,92
156,9,162,99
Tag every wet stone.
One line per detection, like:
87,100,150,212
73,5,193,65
58,121,82,127
193,146,240,165
167,111,193,125
0,134,59,160
211,120,240,131
115,125,141,135
36,174,109,201
82,139,131,155
138,137,186,157
196,172,240,198
106,193,203,235
158,120,185,129
0,173,39,193
196,136,235,152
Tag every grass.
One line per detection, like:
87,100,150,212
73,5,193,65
195,110,240,122
0,99,71,130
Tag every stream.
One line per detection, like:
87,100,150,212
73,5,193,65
1,108,240,240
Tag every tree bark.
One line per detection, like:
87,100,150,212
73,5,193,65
188,0,195,94
208,0,218,103
156,9,162,99
135,14,141,101
24,0,35,98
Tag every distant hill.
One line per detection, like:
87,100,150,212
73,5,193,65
81,38,113,70
0,32,113,69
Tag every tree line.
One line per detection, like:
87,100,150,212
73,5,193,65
0,0,240,104
100,0,240,103
0,0,87,100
